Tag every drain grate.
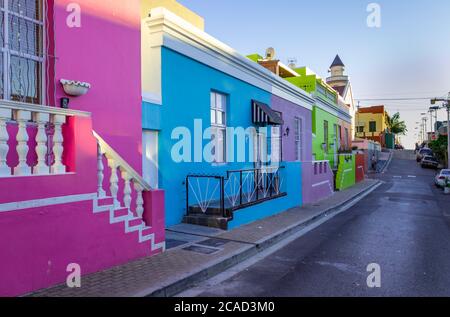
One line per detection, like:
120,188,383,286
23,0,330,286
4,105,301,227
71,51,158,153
183,245,221,255
166,239,189,250
197,238,230,248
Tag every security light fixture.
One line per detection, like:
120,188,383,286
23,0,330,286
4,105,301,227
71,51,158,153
60,97,70,109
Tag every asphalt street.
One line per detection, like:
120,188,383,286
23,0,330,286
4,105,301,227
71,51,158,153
185,152,450,297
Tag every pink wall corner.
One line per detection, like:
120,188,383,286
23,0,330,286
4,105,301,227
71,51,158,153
0,199,160,297
0,116,97,204
53,0,143,173
143,190,166,240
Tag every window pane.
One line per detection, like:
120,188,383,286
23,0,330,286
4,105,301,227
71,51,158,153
217,110,225,125
10,55,41,104
0,12,4,47
8,15,43,56
211,110,216,124
220,94,227,110
210,92,216,108
9,0,42,20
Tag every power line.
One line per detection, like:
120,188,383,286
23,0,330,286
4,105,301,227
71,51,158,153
355,97,433,101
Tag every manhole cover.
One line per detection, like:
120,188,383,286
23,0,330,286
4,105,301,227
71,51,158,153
183,245,221,255
197,238,229,248
166,239,188,249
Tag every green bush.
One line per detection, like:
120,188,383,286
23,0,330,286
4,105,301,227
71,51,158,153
429,135,448,167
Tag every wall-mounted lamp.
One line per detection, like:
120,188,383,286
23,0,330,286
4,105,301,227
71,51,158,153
284,127,290,137
60,97,70,109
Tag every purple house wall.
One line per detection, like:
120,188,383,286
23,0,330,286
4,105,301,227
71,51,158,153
271,95,334,205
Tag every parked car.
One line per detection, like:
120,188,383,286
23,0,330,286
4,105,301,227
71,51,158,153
435,169,450,188
416,148,433,162
421,156,439,169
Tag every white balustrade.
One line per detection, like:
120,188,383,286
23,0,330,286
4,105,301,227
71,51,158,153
121,171,132,209
0,100,90,178
14,110,32,176
33,112,50,175
95,131,152,221
50,115,66,174
107,157,120,207
134,182,144,218
97,144,106,197
0,109,11,176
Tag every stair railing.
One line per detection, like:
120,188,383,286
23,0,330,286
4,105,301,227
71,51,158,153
94,131,151,219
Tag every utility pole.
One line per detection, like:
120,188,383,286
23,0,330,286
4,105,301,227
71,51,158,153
431,92,450,168
421,113,427,142
429,109,433,138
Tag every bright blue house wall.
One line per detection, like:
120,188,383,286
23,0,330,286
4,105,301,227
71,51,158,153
143,47,303,227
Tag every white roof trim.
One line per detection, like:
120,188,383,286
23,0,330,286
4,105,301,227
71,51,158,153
146,8,314,110
314,97,352,123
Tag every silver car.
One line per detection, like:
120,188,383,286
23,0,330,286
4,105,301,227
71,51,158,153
417,148,433,162
435,169,450,188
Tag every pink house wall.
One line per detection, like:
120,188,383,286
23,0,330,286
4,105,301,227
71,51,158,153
0,199,163,297
53,0,143,172
0,116,165,296
0,1,167,296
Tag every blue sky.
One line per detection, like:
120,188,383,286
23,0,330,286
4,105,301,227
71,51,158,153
178,0,450,148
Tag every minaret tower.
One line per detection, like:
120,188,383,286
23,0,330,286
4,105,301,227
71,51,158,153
326,55,348,88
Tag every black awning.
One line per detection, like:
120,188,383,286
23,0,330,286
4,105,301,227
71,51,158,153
252,100,284,126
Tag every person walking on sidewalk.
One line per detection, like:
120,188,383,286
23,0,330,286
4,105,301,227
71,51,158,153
371,154,378,172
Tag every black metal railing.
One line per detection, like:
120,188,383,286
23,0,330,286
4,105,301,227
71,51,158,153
186,166,287,219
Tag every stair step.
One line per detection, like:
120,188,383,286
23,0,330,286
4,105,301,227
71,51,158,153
188,206,224,216
97,197,114,207
141,226,154,236
183,214,230,230
129,218,144,227
113,207,129,218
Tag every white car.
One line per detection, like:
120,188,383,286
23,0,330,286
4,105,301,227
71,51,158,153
435,169,450,188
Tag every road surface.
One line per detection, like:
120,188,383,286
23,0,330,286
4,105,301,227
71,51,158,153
182,152,450,297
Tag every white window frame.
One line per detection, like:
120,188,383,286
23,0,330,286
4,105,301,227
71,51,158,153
0,0,46,104
294,117,303,162
210,91,227,164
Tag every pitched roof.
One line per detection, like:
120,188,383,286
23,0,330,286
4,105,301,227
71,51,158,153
330,55,345,68
334,86,346,97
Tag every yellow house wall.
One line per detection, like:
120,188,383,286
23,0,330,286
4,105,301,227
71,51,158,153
142,0,205,30
356,112,387,137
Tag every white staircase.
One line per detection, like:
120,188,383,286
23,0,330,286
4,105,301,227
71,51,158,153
94,132,165,252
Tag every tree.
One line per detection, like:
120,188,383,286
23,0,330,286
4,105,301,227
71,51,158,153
429,135,448,166
386,112,408,135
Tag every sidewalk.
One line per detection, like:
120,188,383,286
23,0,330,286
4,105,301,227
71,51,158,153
28,179,381,297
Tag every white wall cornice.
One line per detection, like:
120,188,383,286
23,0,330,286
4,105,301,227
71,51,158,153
145,8,315,111
314,97,352,123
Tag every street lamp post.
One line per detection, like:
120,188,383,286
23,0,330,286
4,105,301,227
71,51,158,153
431,93,450,168
421,113,427,142
429,109,433,137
